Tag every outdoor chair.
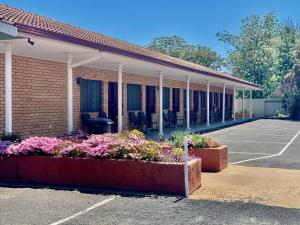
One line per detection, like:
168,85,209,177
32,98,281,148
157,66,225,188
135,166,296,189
138,111,148,132
168,110,177,128
200,108,207,124
163,111,171,127
190,111,198,125
128,111,141,130
81,113,101,134
175,112,184,127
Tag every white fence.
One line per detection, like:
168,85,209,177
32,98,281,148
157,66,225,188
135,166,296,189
236,99,286,117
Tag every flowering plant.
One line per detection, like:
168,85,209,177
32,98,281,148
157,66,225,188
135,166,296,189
57,129,87,143
0,141,13,155
6,137,63,156
2,130,206,162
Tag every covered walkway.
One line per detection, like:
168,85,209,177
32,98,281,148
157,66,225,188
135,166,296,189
145,118,255,140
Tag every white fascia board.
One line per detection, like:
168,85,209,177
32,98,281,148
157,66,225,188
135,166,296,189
0,21,17,37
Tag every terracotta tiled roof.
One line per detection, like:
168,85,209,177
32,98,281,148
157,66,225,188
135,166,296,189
0,4,260,88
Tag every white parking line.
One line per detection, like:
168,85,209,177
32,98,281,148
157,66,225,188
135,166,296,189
278,130,300,155
231,129,300,165
229,152,274,155
214,134,292,137
231,154,278,165
49,196,117,225
217,140,287,144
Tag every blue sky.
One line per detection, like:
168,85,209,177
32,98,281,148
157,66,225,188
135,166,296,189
3,0,300,56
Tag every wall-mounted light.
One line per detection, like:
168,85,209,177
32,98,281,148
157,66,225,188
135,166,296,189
27,38,34,46
76,76,82,85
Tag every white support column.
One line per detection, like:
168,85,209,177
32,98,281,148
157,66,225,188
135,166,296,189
159,72,163,137
67,54,73,133
242,88,245,119
206,81,210,126
233,86,236,121
222,83,226,123
4,42,12,134
118,63,123,133
250,90,253,118
186,76,190,130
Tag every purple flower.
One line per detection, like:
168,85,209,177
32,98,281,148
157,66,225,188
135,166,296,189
0,141,13,155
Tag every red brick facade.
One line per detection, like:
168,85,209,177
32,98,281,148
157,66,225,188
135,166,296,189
0,54,233,137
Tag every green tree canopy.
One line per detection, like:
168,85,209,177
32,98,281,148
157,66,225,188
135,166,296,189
281,40,300,119
217,13,299,98
147,35,224,70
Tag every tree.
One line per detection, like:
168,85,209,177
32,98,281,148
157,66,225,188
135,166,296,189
147,35,187,59
281,40,300,119
147,35,224,70
217,13,299,98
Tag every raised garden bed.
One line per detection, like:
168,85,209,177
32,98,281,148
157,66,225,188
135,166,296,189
235,112,255,118
0,156,201,195
189,145,228,172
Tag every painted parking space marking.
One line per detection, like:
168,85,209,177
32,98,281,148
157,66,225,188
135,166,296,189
231,129,300,165
216,140,287,145
50,196,117,225
277,130,300,155
212,134,293,137
229,152,274,156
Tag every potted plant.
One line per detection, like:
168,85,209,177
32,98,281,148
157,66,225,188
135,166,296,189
188,134,228,172
169,132,227,172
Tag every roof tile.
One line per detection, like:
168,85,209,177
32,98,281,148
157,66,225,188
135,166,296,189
0,4,259,88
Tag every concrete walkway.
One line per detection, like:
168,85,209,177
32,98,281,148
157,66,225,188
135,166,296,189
145,118,255,140
191,165,300,209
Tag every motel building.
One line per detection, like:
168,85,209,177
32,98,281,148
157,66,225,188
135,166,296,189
0,4,260,138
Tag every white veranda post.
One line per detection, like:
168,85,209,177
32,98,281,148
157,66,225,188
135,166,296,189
186,76,190,130
233,86,236,121
5,42,12,134
159,72,163,137
206,81,210,126
242,89,245,119
118,63,123,133
222,83,226,123
250,90,253,118
67,54,73,133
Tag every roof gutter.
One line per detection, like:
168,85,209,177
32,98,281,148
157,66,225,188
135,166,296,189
15,22,261,89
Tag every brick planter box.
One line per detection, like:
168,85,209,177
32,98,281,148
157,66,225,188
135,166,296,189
189,145,228,172
235,112,255,118
0,156,201,195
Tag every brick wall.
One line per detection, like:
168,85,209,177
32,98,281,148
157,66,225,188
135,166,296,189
0,54,234,137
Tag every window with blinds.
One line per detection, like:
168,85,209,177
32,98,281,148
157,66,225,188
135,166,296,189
80,79,102,112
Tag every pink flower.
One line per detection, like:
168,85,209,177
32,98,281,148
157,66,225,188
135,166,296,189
7,137,63,156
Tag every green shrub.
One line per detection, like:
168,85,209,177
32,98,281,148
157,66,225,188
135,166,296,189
190,134,209,148
170,131,189,148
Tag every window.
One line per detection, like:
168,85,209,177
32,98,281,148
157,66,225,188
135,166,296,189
127,83,142,111
172,88,180,112
163,87,170,110
80,79,102,112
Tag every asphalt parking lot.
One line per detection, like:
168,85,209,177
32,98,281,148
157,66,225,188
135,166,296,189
205,119,300,169
0,119,299,225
